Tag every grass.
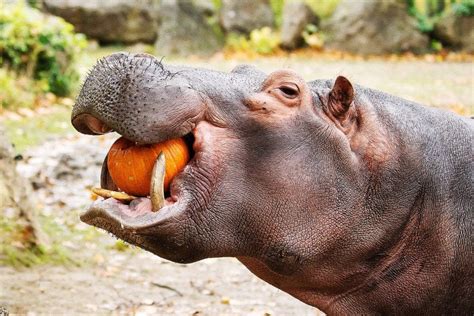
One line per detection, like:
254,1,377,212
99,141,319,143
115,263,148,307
1,105,73,154
0,216,77,267
0,243,73,267
0,204,110,267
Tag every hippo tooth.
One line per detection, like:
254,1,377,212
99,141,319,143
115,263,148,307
150,152,166,212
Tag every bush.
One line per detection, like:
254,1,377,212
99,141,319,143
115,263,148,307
452,0,474,16
407,0,473,33
302,24,325,49
226,27,280,55
0,2,86,97
270,0,285,27
248,27,280,54
0,69,39,111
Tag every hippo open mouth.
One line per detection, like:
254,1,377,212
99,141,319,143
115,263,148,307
71,53,246,262
91,130,198,216
75,117,220,224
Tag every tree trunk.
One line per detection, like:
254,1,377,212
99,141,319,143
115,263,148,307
0,125,49,249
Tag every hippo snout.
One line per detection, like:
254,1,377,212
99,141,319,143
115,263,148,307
72,52,208,144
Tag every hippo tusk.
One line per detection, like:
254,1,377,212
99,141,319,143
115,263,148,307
150,152,166,212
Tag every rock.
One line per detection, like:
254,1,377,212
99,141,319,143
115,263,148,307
323,0,429,54
43,0,161,44
193,0,216,17
434,12,474,52
219,0,274,34
155,0,221,56
0,125,49,248
280,1,319,50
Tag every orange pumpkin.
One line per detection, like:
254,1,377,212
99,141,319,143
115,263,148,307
107,137,190,196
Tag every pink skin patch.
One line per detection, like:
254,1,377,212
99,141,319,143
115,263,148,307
96,197,176,218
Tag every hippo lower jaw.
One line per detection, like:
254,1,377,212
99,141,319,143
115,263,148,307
79,120,224,263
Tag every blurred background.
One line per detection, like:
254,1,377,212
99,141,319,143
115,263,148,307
0,0,472,314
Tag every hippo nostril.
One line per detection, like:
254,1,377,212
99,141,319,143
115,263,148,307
72,113,113,135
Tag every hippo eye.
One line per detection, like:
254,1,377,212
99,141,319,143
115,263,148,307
276,83,299,99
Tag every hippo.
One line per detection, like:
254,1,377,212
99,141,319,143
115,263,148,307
72,53,473,315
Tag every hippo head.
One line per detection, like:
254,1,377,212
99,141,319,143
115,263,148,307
73,53,402,309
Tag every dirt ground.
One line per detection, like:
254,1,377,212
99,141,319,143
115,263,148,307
1,57,472,315
0,253,317,315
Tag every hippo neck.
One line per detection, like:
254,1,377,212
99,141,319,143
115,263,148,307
302,81,469,313
364,84,472,214
326,190,436,314
325,86,470,314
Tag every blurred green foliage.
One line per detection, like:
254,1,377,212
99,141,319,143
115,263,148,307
431,39,444,51
3,105,73,154
109,240,131,252
407,0,472,33
302,24,325,49
451,0,474,15
0,3,86,98
0,69,41,110
305,0,340,18
248,27,280,54
226,27,280,54
211,0,222,10
0,215,76,267
270,0,285,27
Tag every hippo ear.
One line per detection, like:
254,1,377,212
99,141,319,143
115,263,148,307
328,76,354,118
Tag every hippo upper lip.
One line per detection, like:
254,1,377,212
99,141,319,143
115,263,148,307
71,52,208,145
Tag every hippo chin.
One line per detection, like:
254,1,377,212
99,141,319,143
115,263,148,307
72,53,473,314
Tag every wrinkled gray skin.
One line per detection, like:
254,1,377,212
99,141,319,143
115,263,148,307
72,53,473,315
